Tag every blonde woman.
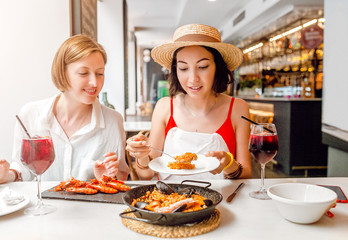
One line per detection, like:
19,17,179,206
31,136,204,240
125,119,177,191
127,24,251,180
0,35,130,183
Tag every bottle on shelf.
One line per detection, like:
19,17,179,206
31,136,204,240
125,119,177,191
101,92,115,109
302,78,314,98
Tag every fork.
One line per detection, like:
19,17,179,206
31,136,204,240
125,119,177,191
148,146,176,161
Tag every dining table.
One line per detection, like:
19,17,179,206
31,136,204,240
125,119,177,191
1,177,347,240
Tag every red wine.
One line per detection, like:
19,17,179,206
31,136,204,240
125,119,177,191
249,134,278,164
21,137,55,175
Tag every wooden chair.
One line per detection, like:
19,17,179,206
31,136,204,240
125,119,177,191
126,150,139,180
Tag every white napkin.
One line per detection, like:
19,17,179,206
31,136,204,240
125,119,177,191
0,187,25,205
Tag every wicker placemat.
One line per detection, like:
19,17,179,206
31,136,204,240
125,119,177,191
121,208,221,238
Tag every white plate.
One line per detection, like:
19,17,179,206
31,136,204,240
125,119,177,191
149,154,220,175
0,194,30,217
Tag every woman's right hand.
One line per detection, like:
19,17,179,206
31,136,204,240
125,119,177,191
0,160,11,184
126,133,151,159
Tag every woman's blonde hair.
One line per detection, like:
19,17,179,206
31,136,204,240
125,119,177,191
51,35,107,91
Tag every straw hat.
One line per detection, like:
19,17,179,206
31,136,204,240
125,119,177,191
151,24,243,71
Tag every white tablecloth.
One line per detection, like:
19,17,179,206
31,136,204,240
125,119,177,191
1,177,348,240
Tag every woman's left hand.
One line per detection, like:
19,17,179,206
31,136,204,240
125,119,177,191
0,160,11,184
94,152,119,181
205,151,231,175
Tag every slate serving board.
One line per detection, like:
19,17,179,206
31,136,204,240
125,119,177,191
41,183,141,204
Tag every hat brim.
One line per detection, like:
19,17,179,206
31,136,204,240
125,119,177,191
151,41,244,71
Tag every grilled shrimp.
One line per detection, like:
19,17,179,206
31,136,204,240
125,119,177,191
54,177,87,191
65,187,98,195
101,175,125,184
106,182,131,192
88,184,118,194
153,198,195,213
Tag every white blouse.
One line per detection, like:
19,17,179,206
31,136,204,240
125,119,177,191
10,94,129,181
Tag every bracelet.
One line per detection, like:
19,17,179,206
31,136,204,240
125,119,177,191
135,157,150,170
223,152,234,170
9,169,22,182
224,162,243,179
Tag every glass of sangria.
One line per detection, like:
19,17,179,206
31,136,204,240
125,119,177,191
20,130,56,215
249,123,278,200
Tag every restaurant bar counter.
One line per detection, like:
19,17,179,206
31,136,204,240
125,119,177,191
1,178,347,240
243,97,327,177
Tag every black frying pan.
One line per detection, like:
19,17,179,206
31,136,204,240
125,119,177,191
120,180,223,225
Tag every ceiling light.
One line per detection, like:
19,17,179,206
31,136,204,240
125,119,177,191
269,18,325,42
244,17,325,53
269,34,282,42
143,55,151,63
143,49,150,56
303,19,317,28
243,42,263,54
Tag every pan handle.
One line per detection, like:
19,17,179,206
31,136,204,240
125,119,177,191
119,209,167,224
180,180,211,188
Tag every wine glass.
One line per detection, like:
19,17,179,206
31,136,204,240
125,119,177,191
249,123,278,200
20,130,56,215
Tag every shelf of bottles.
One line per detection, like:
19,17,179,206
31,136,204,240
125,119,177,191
237,18,324,98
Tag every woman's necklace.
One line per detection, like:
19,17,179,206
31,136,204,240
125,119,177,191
183,95,217,118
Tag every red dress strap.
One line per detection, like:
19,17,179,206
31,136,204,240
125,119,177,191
165,98,177,136
227,97,234,117
216,97,236,155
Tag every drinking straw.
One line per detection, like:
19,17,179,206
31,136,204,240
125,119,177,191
15,115,32,138
241,116,274,133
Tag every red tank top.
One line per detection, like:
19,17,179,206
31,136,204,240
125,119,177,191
165,97,236,155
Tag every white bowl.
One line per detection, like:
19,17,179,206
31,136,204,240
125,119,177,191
267,183,337,224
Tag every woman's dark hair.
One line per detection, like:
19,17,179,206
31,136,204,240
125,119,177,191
167,46,234,97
